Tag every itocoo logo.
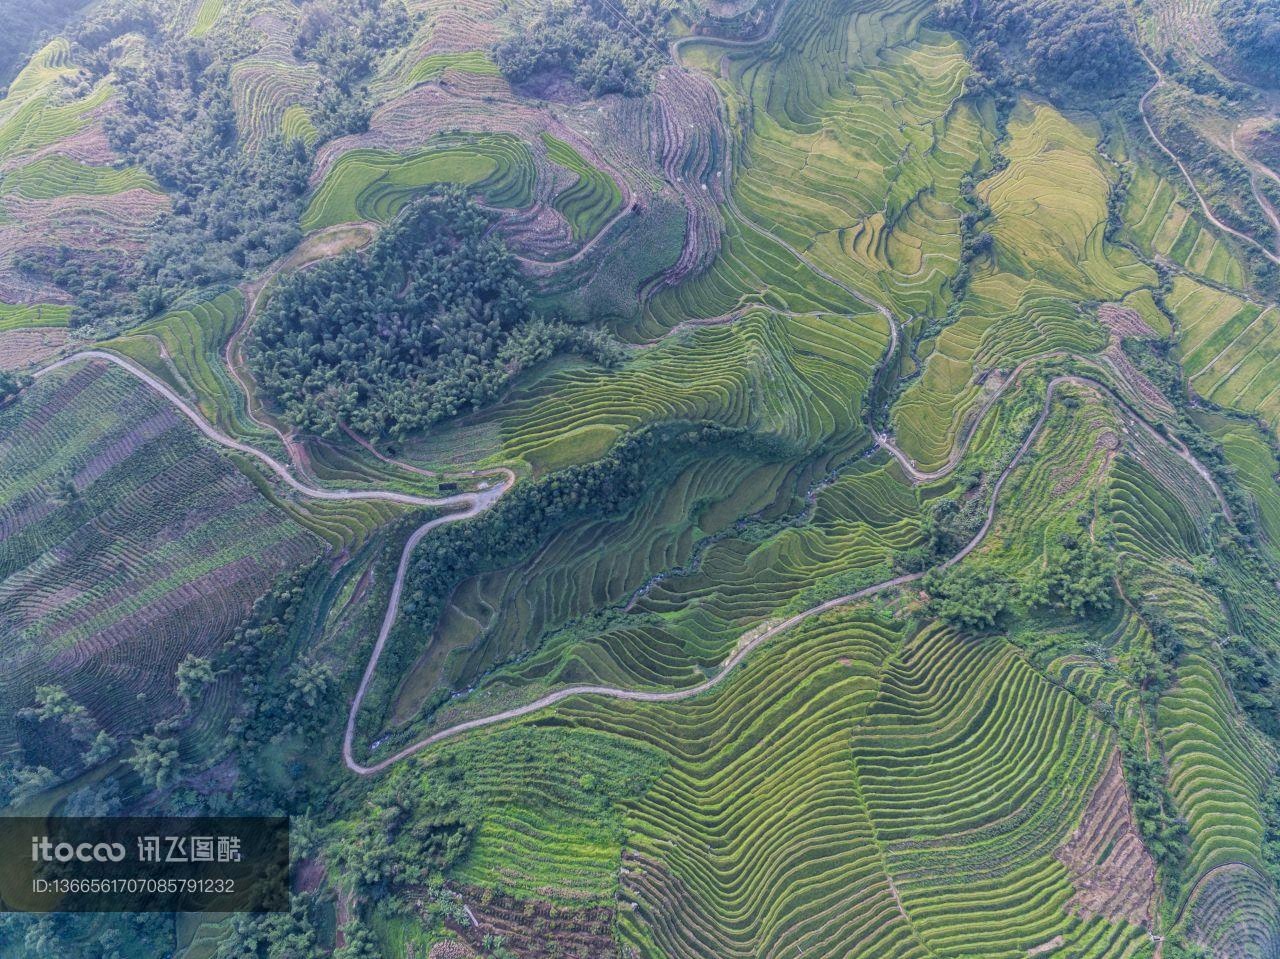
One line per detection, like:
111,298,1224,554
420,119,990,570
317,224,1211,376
30,836,126,863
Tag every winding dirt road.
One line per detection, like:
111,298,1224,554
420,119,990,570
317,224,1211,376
1137,48,1280,268
26,22,1236,779
1230,129,1280,250
35,336,1227,779
35,350,494,510
342,373,1230,774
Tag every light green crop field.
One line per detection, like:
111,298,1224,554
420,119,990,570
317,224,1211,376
0,155,159,199
541,133,623,243
230,57,320,149
1124,168,1248,288
0,41,113,164
302,133,535,230
404,50,498,87
0,302,71,331
189,0,223,36
893,101,1154,470
1167,276,1280,429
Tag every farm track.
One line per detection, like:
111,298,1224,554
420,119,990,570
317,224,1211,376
1137,47,1280,268
1230,129,1280,252
34,351,507,510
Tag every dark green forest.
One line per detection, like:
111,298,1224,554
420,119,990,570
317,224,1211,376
1219,0,1280,86
495,0,671,96
248,190,622,439
933,0,1138,96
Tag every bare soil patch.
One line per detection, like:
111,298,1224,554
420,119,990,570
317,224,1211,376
0,328,68,369
449,886,618,959
1098,303,1155,339
1054,750,1156,928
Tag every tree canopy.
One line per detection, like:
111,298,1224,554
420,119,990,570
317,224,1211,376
934,0,1138,96
495,0,671,97
248,190,621,439
1219,0,1280,87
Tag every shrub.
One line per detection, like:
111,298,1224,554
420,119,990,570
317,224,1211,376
924,561,1014,630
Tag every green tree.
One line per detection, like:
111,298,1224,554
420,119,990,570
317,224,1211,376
924,561,1013,630
176,655,216,706
10,766,59,804
126,734,179,791
20,685,98,741
334,921,381,959
1026,533,1115,616
0,369,30,404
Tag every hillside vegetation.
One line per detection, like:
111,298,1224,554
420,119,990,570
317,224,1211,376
2,0,1280,955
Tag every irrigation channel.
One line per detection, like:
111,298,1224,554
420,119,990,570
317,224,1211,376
25,18,1242,778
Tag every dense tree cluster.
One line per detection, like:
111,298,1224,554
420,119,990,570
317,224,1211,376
1025,531,1116,615
0,913,171,959
950,166,999,299
0,370,29,405
125,734,180,791
934,0,1138,96
1219,0,1280,87
495,0,672,97
214,894,327,959
2,685,117,806
68,0,160,69
1121,740,1188,897
14,246,150,328
923,560,1014,630
1221,632,1280,738
328,756,476,897
106,41,311,307
293,0,412,138
1264,781,1280,886
249,190,624,439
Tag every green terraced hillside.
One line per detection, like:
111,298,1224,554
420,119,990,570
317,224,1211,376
1,0,1280,956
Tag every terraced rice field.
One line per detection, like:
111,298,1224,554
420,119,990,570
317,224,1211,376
541,134,624,243
893,102,1152,469
1166,275,1280,429
1144,0,1227,59
101,292,263,440
0,41,112,166
1124,169,1248,287
0,302,71,331
401,50,497,88
279,104,318,146
0,155,159,200
3,0,1279,952
189,0,223,37
535,609,1150,958
0,362,321,747
230,58,320,149
0,37,170,303
301,133,535,230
